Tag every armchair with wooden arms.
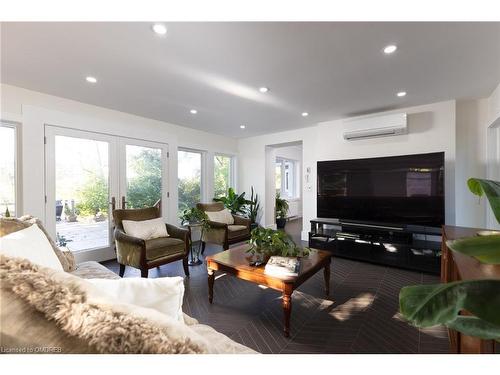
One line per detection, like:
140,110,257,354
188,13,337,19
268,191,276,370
112,206,189,278
196,202,251,251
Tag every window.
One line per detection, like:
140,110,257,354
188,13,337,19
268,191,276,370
178,149,202,215
214,154,233,198
0,124,17,217
276,158,297,199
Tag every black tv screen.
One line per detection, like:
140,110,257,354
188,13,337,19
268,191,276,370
317,152,445,228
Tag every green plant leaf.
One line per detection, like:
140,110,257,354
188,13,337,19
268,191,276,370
467,178,500,224
399,279,500,328
446,235,500,264
447,316,500,341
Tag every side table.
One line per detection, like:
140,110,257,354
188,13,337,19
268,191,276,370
185,223,204,266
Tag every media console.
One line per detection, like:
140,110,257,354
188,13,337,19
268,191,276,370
308,218,441,274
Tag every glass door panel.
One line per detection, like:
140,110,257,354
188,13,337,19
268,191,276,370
214,154,232,198
124,144,162,209
178,150,202,215
0,125,16,217
54,135,111,252
46,127,168,261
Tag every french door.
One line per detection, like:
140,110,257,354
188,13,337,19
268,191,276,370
45,126,168,261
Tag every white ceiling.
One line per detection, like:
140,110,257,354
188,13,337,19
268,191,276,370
1,22,499,138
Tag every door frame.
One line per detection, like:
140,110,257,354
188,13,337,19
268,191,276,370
45,125,118,261
486,121,500,229
118,137,169,217
45,125,170,262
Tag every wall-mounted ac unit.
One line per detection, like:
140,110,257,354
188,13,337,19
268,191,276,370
342,113,407,140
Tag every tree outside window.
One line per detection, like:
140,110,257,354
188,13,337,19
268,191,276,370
178,150,202,215
214,154,232,198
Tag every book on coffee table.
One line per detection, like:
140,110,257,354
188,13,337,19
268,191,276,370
264,256,300,277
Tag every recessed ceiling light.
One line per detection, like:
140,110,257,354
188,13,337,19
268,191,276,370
240,125,246,129
85,76,97,83
190,109,198,114
396,91,407,97
301,112,309,117
152,24,167,35
383,44,397,54
259,87,269,93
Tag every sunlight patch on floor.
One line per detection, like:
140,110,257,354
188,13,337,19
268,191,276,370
392,312,406,322
329,293,375,321
419,325,448,339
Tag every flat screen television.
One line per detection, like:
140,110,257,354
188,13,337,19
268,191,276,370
317,152,445,228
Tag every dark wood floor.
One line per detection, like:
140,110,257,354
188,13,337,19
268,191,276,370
102,218,450,354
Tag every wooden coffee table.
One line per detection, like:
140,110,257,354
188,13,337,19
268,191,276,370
206,244,332,337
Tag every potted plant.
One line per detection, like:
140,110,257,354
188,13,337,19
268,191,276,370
179,207,210,266
213,187,251,216
64,202,77,222
55,200,63,221
399,178,500,342
56,232,73,248
247,227,309,264
246,186,261,230
94,208,107,222
275,192,289,229
179,207,210,228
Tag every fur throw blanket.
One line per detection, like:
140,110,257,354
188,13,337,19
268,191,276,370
0,255,206,354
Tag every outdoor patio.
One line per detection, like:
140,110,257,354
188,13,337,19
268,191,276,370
56,219,109,251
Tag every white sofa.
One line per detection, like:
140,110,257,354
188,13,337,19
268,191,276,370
0,216,256,354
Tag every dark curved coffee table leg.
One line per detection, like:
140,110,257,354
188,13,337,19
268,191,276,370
208,268,215,303
282,284,293,337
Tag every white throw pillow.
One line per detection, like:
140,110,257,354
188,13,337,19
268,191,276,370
122,217,169,240
87,277,185,322
0,224,64,271
206,208,234,225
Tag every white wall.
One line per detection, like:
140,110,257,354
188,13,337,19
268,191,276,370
239,100,457,240
0,84,238,259
485,83,500,229
455,99,488,228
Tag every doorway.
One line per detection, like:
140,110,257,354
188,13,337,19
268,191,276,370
45,126,168,261
264,141,303,232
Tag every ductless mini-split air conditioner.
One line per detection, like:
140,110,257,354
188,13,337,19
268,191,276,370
342,113,408,140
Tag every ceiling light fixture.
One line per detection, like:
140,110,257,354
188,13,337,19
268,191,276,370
152,24,167,35
190,109,198,114
85,76,97,83
301,112,309,117
240,125,246,129
383,44,397,54
259,87,269,93
396,91,407,97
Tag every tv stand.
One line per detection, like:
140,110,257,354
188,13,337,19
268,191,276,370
309,218,441,274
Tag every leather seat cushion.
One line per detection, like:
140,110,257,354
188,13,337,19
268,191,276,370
145,237,185,260
227,225,249,239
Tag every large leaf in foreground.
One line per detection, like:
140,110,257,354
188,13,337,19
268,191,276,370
468,178,500,223
399,279,500,327
446,235,500,264
447,316,500,341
